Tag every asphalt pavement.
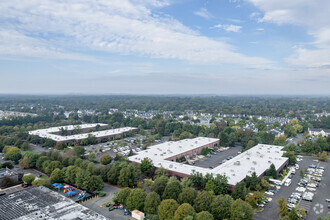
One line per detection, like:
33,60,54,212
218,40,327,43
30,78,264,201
193,145,243,169
255,156,329,220
82,183,134,220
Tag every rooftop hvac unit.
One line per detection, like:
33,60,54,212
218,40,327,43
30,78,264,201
230,169,234,172
251,167,255,170
253,161,257,165
268,161,271,163
169,165,173,168
234,161,240,165
232,173,235,176
247,157,250,160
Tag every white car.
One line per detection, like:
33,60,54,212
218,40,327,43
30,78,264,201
265,191,274,196
295,164,299,169
307,187,316,192
296,187,306,192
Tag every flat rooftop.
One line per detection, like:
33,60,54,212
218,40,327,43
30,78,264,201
0,186,107,220
129,138,288,186
28,123,138,142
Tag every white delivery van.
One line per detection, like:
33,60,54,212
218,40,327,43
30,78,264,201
284,179,292,186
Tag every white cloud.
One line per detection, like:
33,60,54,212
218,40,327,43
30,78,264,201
0,0,272,68
193,8,212,19
247,0,330,68
212,24,242,32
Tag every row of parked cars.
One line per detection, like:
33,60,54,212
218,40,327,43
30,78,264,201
287,163,325,211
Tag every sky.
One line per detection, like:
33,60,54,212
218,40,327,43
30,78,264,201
0,0,329,95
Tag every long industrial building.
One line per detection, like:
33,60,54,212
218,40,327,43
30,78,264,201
28,123,138,143
128,137,289,186
0,186,107,220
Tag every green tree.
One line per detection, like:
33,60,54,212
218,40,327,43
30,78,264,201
288,207,300,220
193,191,213,212
177,187,197,205
196,211,214,220
273,135,287,146
22,174,35,184
65,166,80,184
140,157,154,175
256,120,266,131
75,169,91,189
117,187,132,205
260,177,270,190
107,161,127,184
50,168,63,183
88,175,104,191
126,188,147,211
4,147,22,164
205,180,216,194
158,199,180,220
151,175,168,196
23,151,40,168
210,194,233,220
118,164,138,187
232,182,248,200
174,203,196,220
144,192,161,214
248,172,260,190
74,146,85,157
246,140,255,150
213,174,229,195
266,164,277,179
100,154,112,165
162,180,182,200
229,199,253,220
88,153,96,162
283,151,297,165
36,156,49,170
154,167,167,178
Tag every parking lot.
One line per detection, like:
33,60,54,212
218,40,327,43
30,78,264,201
193,145,243,169
255,156,330,220
82,183,134,220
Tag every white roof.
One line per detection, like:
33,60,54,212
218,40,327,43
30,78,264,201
129,139,288,186
28,123,137,142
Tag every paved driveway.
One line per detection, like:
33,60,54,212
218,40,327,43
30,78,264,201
82,183,134,220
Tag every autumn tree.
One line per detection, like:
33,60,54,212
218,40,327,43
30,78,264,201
277,197,288,216
100,154,112,165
